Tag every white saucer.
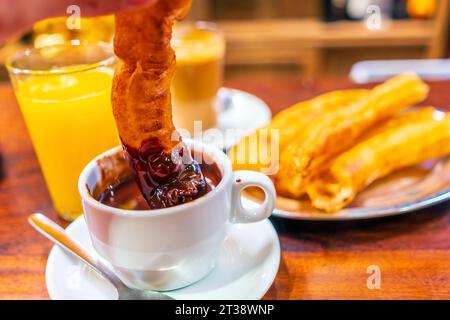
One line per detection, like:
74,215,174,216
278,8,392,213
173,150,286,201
203,88,271,150
46,217,280,300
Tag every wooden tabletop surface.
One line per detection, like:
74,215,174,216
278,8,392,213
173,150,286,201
1,78,450,300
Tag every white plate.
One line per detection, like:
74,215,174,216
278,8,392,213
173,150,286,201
243,157,450,221
198,88,271,150
46,217,280,300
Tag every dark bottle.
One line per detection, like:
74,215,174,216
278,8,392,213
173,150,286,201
323,0,349,22
392,0,408,19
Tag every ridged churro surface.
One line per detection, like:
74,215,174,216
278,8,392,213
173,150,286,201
276,72,429,198
307,108,450,212
111,1,211,209
229,90,368,173
113,0,191,151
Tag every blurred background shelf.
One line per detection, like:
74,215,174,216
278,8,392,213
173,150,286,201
218,19,439,77
189,0,450,79
0,0,449,81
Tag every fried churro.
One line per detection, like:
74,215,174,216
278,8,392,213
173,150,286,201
276,72,429,198
228,90,369,173
307,108,450,212
112,0,209,209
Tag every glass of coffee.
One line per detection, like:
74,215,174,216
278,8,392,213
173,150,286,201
171,21,225,134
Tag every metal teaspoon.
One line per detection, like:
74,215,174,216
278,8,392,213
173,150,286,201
28,213,174,300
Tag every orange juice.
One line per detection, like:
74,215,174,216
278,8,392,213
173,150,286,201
172,22,225,133
14,68,119,219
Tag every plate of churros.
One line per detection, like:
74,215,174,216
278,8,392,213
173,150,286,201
229,72,450,220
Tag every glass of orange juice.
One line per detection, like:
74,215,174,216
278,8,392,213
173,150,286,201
6,43,119,221
171,21,225,133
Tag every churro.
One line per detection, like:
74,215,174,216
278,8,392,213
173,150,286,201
307,108,450,212
112,0,209,209
229,90,368,173
276,72,429,198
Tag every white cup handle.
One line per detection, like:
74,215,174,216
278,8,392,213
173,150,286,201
230,170,276,223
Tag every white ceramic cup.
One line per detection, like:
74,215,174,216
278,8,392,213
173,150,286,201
78,139,276,291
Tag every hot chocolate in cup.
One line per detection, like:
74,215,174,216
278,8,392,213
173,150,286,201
78,139,276,291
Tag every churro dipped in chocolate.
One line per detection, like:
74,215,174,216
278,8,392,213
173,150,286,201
112,0,208,209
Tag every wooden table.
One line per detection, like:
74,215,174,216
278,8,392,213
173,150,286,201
1,79,450,300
